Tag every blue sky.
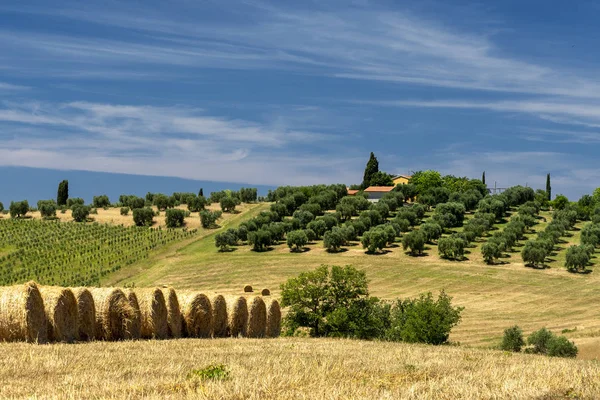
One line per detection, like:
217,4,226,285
1,0,600,199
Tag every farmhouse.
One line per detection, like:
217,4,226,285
392,175,411,185
363,186,394,202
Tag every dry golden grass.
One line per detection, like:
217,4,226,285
108,206,600,359
0,338,598,399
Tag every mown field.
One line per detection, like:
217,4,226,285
0,337,598,399
107,204,600,359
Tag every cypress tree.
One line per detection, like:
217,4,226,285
361,152,379,189
199,188,204,197
546,174,551,201
57,180,69,206
482,171,486,185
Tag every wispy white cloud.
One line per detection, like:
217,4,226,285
2,1,600,98
0,100,358,185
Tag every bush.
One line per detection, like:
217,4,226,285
71,204,90,222
481,242,501,264
402,230,426,256
287,230,308,252
120,207,130,216
133,207,154,227
215,231,237,251
37,200,57,219
92,195,111,208
200,210,222,229
521,240,548,267
66,197,84,208
248,229,272,252
165,209,185,228
9,200,29,218
547,336,578,358
361,226,388,253
220,196,240,213
187,196,207,212
280,265,370,337
527,328,554,354
500,326,525,352
324,227,345,252
420,222,443,243
385,290,463,345
565,245,590,272
437,236,465,260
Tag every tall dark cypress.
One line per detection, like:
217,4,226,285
361,152,379,189
482,171,486,185
199,188,204,197
57,180,69,206
546,174,551,201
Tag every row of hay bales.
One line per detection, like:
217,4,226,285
0,281,281,343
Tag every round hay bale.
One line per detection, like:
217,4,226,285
211,295,228,338
224,295,248,337
179,292,212,338
243,285,253,293
247,296,267,338
125,290,141,340
162,288,182,338
89,288,135,341
135,288,168,339
261,288,271,296
72,288,96,341
266,299,282,338
40,287,78,343
0,281,48,343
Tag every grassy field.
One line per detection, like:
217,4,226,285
107,205,600,359
1,337,599,399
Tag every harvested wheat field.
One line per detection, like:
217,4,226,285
0,338,598,399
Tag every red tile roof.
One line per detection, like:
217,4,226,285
364,186,395,192
347,189,359,195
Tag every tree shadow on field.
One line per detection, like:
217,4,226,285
251,247,275,253
488,260,509,265
366,249,391,256
568,268,593,275
346,242,359,247
218,247,238,253
525,263,549,270
388,243,400,248
290,247,311,253
326,248,348,254
404,251,428,257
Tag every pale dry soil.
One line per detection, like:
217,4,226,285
0,203,245,230
1,338,599,399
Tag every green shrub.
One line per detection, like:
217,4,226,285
547,336,578,358
500,325,525,352
165,209,185,228
385,290,463,345
402,230,426,256
188,196,207,212
200,210,222,229
133,207,154,227
71,204,91,222
66,197,85,208
9,200,29,219
37,200,57,219
527,328,554,354
120,207,130,216
92,195,111,208
187,364,230,381
220,196,240,213
287,230,308,252
248,229,272,252
215,231,237,251
437,236,465,260
565,245,590,272
324,227,345,252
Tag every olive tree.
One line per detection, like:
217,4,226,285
287,230,308,252
71,204,90,222
402,230,426,256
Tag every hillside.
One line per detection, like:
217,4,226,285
0,338,598,399
106,206,600,359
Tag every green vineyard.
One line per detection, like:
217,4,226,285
0,219,197,287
